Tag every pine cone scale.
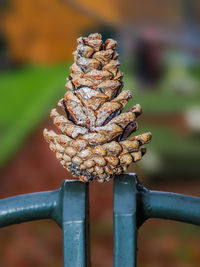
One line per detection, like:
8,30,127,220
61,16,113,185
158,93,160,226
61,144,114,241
43,33,151,182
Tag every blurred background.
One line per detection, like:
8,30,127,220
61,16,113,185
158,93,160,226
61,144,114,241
0,0,200,266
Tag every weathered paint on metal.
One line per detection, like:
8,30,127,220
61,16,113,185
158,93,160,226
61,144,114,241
113,173,137,267
61,180,90,267
113,174,200,266
0,174,200,266
139,189,200,226
0,188,61,227
0,180,90,267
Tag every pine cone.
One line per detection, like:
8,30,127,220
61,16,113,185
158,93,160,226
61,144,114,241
43,33,151,183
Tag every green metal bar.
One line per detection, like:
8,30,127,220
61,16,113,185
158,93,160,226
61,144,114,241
0,188,61,227
0,180,90,267
113,173,137,267
0,174,200,266
62,180,90,267
139,190,200,226
114,173,200,266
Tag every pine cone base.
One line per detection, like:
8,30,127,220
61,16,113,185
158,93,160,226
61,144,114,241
67,163,104,182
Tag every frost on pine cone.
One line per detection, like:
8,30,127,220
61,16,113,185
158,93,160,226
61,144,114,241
43,33,151,182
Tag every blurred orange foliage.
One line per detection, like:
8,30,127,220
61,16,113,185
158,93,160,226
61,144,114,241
3,0,98,63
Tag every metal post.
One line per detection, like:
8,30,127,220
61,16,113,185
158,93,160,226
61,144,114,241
113,173,138,267
61,180,90,267
0,180,90,267
0,175,200,266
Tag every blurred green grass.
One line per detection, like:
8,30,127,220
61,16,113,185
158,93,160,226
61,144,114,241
137,125,200,178
128,89,200,113
122,63,200,177
138,125,200,156
0,64,70,167
122,65,200,113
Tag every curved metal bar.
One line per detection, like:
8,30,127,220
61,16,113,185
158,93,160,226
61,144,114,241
0,188,61,228
139,190,200,226
114,174,200,266
0,180,90,267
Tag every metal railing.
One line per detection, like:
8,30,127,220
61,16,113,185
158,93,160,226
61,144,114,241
0,173,200,266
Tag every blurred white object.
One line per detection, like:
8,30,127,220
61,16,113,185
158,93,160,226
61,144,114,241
164,52,198,94
138,149,163,174
185,107,200,132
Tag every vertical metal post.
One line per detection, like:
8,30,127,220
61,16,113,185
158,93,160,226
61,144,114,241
62,180,90,267
113,173,138,267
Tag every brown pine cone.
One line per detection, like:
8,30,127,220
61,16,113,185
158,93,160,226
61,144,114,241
43,33,151,182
